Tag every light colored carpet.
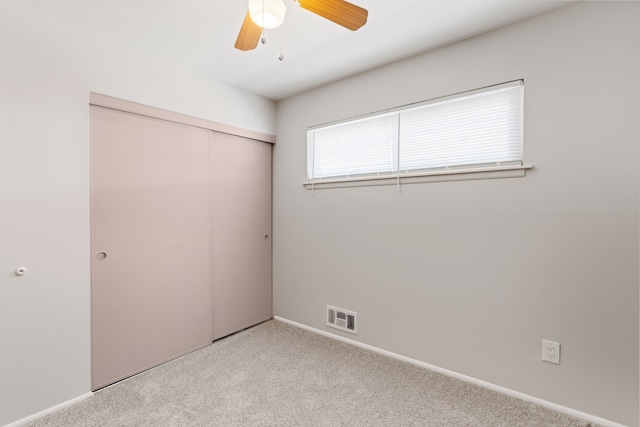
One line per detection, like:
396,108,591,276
28,320,598,426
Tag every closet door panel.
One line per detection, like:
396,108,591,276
91,106,211,390
211,133,272,339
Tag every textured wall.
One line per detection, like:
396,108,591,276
273,3,639,426
0,1,275,425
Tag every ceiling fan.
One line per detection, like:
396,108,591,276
235,0,369,51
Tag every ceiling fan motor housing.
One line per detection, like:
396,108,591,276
248,0,286,29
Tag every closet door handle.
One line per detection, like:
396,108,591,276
97,252,108,261
264,234,269,240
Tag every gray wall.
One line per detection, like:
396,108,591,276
273,2,639,426
0,1,275,425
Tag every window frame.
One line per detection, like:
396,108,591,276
305,80,532,190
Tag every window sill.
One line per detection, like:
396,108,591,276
303,164,533,190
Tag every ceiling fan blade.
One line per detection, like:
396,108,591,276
298,0,368,31
235,10,262,51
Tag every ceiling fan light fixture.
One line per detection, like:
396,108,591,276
248,0,286,29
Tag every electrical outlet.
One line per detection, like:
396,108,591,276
542,340,560,364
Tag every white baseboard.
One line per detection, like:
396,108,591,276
4,392,93,427
274,316,628,427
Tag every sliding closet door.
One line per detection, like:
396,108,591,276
91,106,212,390
211,133,272,340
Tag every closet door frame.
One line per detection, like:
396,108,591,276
90,93,276,145
89,93,275,389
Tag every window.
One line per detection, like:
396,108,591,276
306,80,530,188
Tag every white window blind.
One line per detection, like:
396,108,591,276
307,80,523,182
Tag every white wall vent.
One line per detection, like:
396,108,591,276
326,305,357,334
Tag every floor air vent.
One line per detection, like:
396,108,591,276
326,305,357,334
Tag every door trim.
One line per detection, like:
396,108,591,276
89,92,276,144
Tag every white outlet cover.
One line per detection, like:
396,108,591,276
542,339,560,364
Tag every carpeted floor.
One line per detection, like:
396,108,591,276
28,320,599,426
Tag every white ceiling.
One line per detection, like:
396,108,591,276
28,0,572,101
